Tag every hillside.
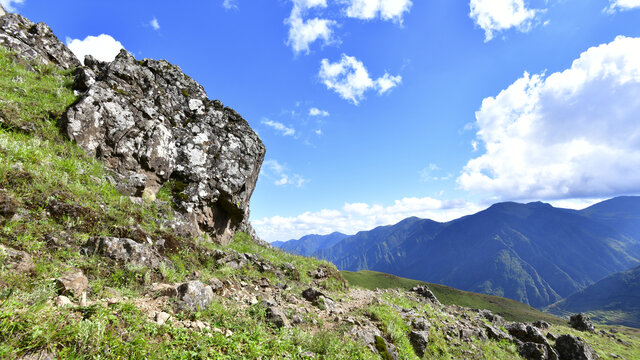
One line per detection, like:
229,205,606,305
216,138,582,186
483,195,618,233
288,200,640,308
1,6,639,359
546,265,640,328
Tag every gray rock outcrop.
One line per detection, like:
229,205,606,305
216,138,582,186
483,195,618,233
555,335,600,360
55,271,88,298
61,50,265,244
176,280,214,312
0,8,80,69
569,313,595,333
82,236,170,269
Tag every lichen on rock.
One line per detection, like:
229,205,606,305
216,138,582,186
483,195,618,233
60,50,265,244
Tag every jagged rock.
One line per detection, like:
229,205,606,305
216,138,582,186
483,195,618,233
265,307,289,328
176,280,213,312
485,324,513,342
533,320,551,330
82,236,170,269
60,49,265,245
411,285,441,305
0,244,34,274
479,309,505,325
208,278,224,293
302,288,325,302
55,271,88,298
411,317,431,331
547,332,558,341
555,335,600,360
506,323,548,344
409,330,429,357
0,10,80,69
519,342,550,360
569,313,596,333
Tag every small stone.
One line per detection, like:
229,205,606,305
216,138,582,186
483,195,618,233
409,330,429,357
155,312,171,325
266,307,289,328
55,271,88,298
176,280,213,312
54,295,73,307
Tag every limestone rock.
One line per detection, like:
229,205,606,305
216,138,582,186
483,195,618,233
54,295,73,307
82,236,170,269
60,49,265,245
479,309,505,325
176,280,213,312
0,11,80,69
555,335,599,360
569,313,596,333
155,311,171,325
55,271,88,298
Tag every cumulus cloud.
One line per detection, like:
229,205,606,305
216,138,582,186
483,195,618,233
319,54,401,104
150,17,160,30
66,34,124,63
309,107,330,117
253,196,482,242
262,160,308,187
286,0,337,54
605,0,640,13
222,0,238,9
469,0,541,42
0,0,23,12
458,36,640,201
344,0,413,23
262,119,296,136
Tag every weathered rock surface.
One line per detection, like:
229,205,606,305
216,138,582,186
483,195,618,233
82,236,169,269
555,335,600,360
61,49,265,245
55,271,88,298
0,244,34,274
411,285,441,305
519,342,550,360
569,313,596,333
265,306,289,328
176,280,213,312
409,330,429,357
0,8,80,69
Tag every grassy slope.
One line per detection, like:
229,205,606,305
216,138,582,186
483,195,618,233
342,270,562,324
0,46,374,359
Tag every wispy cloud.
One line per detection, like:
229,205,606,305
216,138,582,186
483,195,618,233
222,0,238,10
309,107,330,117
605,0,640,13
344,0,413,24
261,119,296,136
262,159,308,187
319,54,401,104
150,17,160,31
0,0,24,12
285,0,337,54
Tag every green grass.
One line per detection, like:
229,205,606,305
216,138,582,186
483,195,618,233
342,270,562,324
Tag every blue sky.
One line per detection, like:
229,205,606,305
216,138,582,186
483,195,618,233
7,0,640,241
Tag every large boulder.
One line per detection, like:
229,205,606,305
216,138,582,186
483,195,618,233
60,50,265,244
176,280,214,312
555,335,599,360
568,314,595,333
82,236,170,269
0,8,80,69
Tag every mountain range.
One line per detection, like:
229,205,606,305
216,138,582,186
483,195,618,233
275,197,640,308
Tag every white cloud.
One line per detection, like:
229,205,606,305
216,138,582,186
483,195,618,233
605,0,640,13
309,107,330,117
0,0,23,12
469,0,541,42
261,119,296,136
262,159,308,187
319,54,402,104
315,129,323,135
286,0,337,54
458,36,640,201
66,34,124,63
344,0,413,23
222,0,238,9
150,17,160,31
253,196,482,242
